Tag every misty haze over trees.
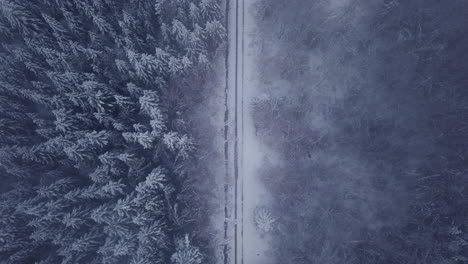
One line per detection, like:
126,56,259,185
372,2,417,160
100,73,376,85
1,0,468,264
251,0,468,263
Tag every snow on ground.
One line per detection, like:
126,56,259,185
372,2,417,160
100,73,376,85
207,0,277,263
241,1,276,263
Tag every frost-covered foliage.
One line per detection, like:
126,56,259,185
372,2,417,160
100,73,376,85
254,207,275,233
171,235,203,264
0,0,224,263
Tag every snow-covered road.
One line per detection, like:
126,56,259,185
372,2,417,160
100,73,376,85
223,0,274,263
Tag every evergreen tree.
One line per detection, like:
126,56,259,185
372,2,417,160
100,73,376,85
0,0,225,263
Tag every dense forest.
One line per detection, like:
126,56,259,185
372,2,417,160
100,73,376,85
0,0,225,263
3,0,468,263
251,0,468,263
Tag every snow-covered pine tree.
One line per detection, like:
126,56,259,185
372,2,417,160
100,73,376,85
0,0,225,263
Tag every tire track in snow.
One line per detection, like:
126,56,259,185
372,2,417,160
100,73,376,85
223,0,231,263
224,0,244,263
